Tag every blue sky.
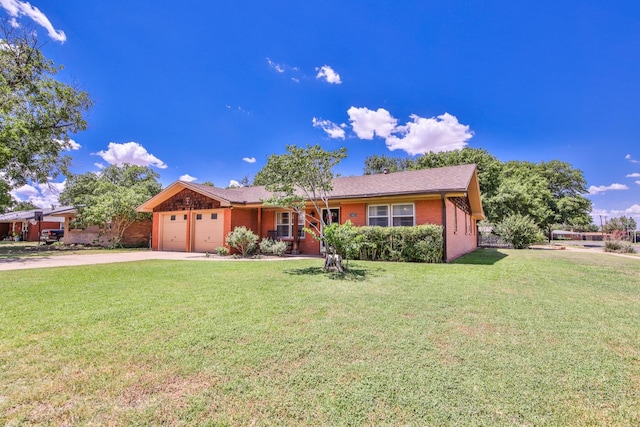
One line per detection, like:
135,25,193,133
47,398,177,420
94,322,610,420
3,1,640,227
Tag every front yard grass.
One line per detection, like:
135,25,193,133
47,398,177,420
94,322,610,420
0,241,147,259
1,249,639,425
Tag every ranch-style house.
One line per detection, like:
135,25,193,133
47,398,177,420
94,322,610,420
136,164,484,262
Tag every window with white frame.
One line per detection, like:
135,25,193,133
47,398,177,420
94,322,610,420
368,205,389,227
368,203,414,227
392,204,414,226
275,211,305,238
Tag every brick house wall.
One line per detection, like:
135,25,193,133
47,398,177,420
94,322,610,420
445,198,477,261
0,223,9,239
65,220,151,247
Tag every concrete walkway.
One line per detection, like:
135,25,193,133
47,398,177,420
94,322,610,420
0,251,313,271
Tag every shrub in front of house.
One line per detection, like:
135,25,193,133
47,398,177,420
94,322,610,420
494,214,544,249
259,238,288,256
330,224,443,263
226,226,258,257
216,246,229,256
604,230,636,254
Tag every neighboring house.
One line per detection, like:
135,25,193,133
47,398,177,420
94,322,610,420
51,208,152,247
137,164,485,262
0,207,72,241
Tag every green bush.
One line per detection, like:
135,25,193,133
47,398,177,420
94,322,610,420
323,221,362,260
326,224,443,263
259,238,288,256
271,240,288,256
259,238,274,254
604,230,636,254
494,214,544,249
216,246,229,256
225,226,258,257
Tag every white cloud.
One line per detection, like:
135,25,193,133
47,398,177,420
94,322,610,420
312,117,346,139
179,174,197,182
93,142,167,169
588,183,629,195
94,163,105,170
10,180,65,208
266,57,285,73
626,172,640,178
347,107,474,156
385,113,473,156
55,138,81,151
315,65,342,84
347,107,397,139
591,204,640,228
0,0,66,42
228,180,241,188
226,105,249,114
626,154,639,164
636,180,640,186
242,157,256,164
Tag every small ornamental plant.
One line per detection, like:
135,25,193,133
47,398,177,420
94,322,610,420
225,226,258,257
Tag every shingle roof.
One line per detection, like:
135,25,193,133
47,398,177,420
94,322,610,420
180,164,477,204
329,164,476,199
0,206,75,222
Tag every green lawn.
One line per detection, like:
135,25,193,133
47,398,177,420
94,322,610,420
1,249,639,425
0,241,148,259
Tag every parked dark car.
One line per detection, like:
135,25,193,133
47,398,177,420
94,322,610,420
41,229,64,243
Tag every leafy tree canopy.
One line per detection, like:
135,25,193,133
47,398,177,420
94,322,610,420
8,200,40,212
363,148,593,229
0,21,92,198
254,144,347,260
59,164,161,246
602,216,637,234
253,144,347,221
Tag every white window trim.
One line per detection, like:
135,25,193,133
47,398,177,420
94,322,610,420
367,204,389,227
367,203,415,227
275,210,305,239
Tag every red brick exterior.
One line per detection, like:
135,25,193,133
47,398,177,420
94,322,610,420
415,199,443,225
65,220,151,247
444,198,478,261
0,223,9,239
1,221,62,241
147,192,479,261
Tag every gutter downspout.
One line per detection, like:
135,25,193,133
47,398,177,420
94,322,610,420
441,192,447,263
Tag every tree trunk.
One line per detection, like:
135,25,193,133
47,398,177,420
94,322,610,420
323,253,343,272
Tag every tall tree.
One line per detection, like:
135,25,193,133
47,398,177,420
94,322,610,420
487,161,553,227
535,160,592,227
254,144,347,263
415,148,504,207
59,164,162,247
0,21,92,208
363,155,415,175
8,200,39,212
602,216,637,234
374,147,593,229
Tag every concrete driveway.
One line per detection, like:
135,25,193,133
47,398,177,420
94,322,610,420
0,251,312,271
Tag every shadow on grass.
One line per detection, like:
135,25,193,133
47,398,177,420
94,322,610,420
285,262,382,281
451,248,508,265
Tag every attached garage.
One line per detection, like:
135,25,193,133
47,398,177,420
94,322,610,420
192,210,225,253
161,213,188,251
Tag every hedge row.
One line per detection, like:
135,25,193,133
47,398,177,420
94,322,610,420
352,224,443,263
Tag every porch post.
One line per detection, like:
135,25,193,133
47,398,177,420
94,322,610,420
292,210,300,255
